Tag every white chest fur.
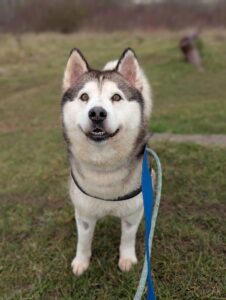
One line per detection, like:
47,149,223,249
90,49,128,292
69,175,144,219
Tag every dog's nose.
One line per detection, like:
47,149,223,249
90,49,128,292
88,107,107,122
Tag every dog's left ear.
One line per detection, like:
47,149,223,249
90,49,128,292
116,48,142,90
63,48,89,92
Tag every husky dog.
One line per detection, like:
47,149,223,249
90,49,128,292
61,48,152,276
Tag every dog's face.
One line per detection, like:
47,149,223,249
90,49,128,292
61,48,151,162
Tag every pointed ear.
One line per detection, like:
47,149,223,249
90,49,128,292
63,48,89,91
116,48,142,90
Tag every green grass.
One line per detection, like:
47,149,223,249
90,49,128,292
0,31,226,134
1,137,225,299
0,31,226,299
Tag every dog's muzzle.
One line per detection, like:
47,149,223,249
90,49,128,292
81,106,119,142
87,126,120,142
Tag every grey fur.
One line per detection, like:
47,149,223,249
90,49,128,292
61,70,144,110
82,221,89,230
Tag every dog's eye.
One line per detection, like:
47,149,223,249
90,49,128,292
80,93,89,102
111,94,122,102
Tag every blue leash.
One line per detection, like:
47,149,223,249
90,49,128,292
134,147,162,300
142,149,156,299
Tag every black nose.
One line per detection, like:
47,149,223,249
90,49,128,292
88,106,107,123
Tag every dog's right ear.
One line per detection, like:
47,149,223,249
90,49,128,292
63,48,89,92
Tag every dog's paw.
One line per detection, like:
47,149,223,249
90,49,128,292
118,256,137,272
71,257,89,276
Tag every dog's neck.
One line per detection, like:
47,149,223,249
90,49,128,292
69,149,143,200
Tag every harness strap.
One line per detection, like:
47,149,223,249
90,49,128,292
71,170,142,201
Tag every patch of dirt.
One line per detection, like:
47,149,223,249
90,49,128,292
1,194,65,210
160,198,226,218
151,133,226,148
0,121,59,134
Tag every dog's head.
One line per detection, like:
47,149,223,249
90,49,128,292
61,48,152,161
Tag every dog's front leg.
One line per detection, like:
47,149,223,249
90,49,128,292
119,208,143,272
71,211,96,276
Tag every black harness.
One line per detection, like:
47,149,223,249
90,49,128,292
71,170,141,201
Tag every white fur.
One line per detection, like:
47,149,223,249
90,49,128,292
62,49,153,275
70,182,144,274
103,60,118,70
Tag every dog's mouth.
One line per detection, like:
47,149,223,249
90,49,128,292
85,126,120,142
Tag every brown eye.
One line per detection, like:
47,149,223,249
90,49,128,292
80,93,89,101
111,93,122,102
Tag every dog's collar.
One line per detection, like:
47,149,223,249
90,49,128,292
71,170,141,201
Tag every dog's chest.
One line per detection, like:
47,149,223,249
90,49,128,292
70,180,143,219
71,157,142,201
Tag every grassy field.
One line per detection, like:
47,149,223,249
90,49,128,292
1,31,226,134
0,31,226,299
